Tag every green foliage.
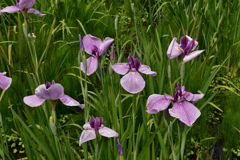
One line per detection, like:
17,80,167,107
220,92,240,159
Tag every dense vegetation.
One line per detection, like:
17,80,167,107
0,0,240,159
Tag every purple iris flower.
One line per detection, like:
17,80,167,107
110,44,114,60
79,117,119,146
146,82,204,126
80,34,114,76
111,55,157,94
167,35,204,63
0,72,12,90
117,139,124,156
0,0,45,17
23,80,85,108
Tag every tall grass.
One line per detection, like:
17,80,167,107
0,0,239,159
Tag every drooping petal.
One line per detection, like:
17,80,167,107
183,50,204,63
19,0,35,11
83,35,102,55
35,83,64,100
146,94,172,114
0,74,12,90
23,95,45,107
0,6,20,15
111,63,130,75
169,101,201,126
167,37,182,59
183,91,204,103
99,127,119,138
99,37,114,56
120,70,145,94
138,65,157,76
60,95,85,108
27,8,45,17
80,56,98,76
79,130,96,146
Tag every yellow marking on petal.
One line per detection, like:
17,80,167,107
132,71,135,75
92,57,94,59
179,102,182,104
176,47,181,51
88,129,91,132
183,91,185,94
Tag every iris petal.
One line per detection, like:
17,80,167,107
146,94,172,114
120,71,145,94
111,63,130,75
169,101,201,126
80,56,98,76
99,127,119,138
23,95,45,107
0,6,20,15
60,95,85,108
35,83,64,100
183,50,204,63
138,65,157,76
167,37,182,59
0,73,12,90
27,8,45,17
79,130,96,146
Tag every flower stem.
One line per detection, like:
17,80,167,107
95,136,99,160
50,100,57,126
132,94,136,160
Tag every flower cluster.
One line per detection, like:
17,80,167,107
0,0,45,17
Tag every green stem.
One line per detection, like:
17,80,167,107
50,100,57,126
95,136,99,160
132,94,136,160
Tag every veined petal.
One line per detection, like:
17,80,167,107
83,35,102,55
99,127,119,138
79,130,96,146
99,37,114,56
169,101,201,126
167,37,182,59
23,95,45,107
183,91,204,103
0,74,12,90
146,94,172,114
164,93,174,101
19,0,35,11
27,8,45,17
35,83,64,100
0,6,20,15
120,71,145,94
80,56,98,76
60,95,85,108
138,65,157,76
183,50,204,63
111,63,130,75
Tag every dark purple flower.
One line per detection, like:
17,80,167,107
147,82,204,126
23,80,84,108
0,0,45,17
80,34,114,76
79,117,119,146
117,139,124,156
111,55,157,94
167,36,204,63
110,44,114,60
0,72,12,90
79,34,84,51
